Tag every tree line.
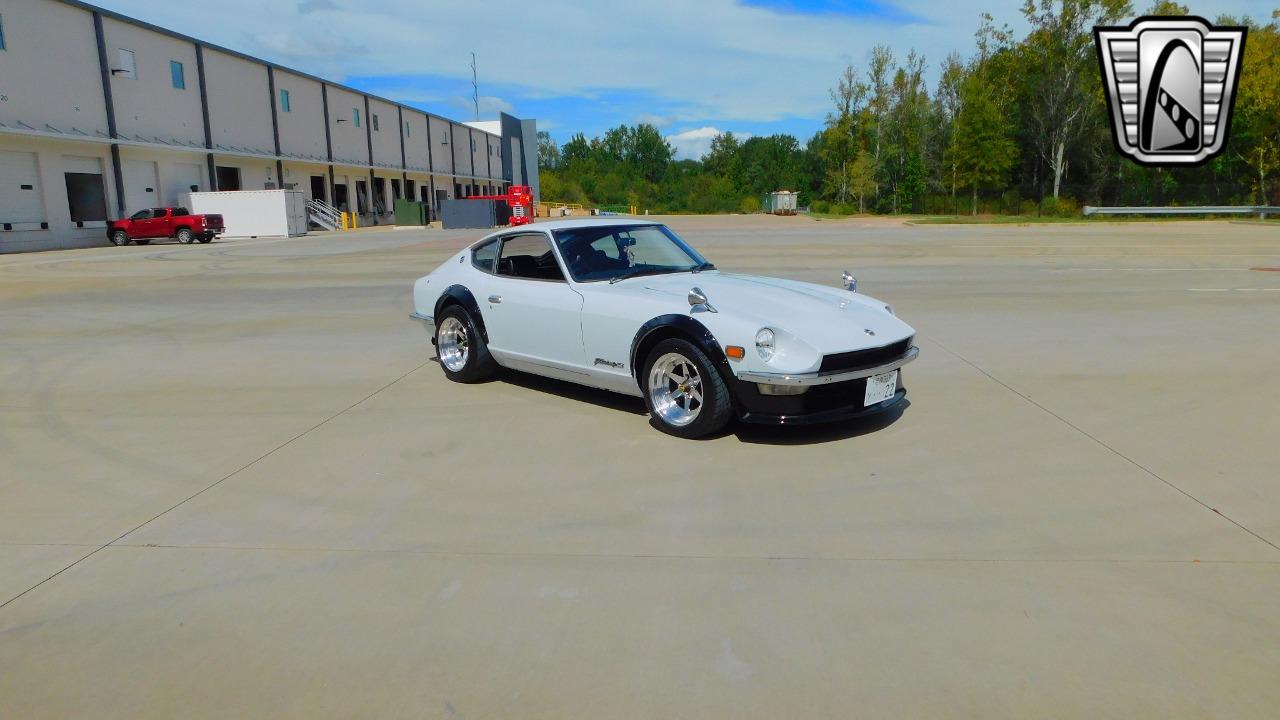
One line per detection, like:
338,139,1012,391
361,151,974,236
538,1,1279,216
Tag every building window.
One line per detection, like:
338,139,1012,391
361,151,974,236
170,61,185,89
0,14,7,51
353,108,361,127
372,114,380,132
404,120,410,137
441,133,448,145
115,49,137,79
470,138,476,152
280,89,291,112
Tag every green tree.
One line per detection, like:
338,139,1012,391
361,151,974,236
1019,0,1130,199
954,77,1018,214
537,131,560,171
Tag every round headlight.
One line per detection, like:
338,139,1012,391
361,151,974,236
755,328,776,361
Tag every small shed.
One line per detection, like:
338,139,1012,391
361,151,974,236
764,191,799,216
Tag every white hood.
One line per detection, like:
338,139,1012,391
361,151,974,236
612,271,915,356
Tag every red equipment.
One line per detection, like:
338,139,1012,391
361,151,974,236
465,185,534,226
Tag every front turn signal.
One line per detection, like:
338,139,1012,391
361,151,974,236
725,345,745,360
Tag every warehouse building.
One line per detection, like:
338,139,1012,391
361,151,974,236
0,0,539,253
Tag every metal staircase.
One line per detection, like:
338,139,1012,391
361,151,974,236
306,199,342,231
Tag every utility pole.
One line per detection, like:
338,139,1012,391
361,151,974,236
471,52,480,121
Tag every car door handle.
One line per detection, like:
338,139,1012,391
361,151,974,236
488,295,502,304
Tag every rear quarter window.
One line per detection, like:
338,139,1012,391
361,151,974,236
472,238,499,273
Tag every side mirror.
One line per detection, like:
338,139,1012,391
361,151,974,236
688,286,717,313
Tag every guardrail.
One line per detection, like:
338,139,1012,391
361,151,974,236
1084,205,1280,219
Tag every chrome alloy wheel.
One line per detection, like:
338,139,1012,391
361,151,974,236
647,352,703,427
437,316,470,372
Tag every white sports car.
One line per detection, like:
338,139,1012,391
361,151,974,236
410,219,918,438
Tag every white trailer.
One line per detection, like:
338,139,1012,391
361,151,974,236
186,190,307,238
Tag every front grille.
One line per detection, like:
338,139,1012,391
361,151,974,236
818,336,913,375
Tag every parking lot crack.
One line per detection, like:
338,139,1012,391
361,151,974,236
0,359,432,612
924,334,1280,555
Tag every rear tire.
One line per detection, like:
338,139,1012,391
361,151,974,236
434,305,497,383
641,338,733,439
109,230,131,246
176,227,195,244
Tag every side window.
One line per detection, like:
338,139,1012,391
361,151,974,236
130,209,152,220
471,238,498,273
173,207,190,217
497,234,564,281
150,208,167,218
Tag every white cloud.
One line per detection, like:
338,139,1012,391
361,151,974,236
636,113,673,129
445,95,514,119
97,0,1272,124
666,127,723,160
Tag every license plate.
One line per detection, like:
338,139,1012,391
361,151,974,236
863,370,898,407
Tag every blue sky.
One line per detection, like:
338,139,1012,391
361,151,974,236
99,0,1273,158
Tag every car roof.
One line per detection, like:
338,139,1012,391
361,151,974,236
483,218,658,236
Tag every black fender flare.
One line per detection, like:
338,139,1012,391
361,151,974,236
434,285,488,342
629,314,739,403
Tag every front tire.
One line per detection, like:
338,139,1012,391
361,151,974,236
109,230,131,246
642,338,733,439
434,306,497,383
176,227,195,244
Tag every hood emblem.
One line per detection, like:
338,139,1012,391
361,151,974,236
864,328,876,336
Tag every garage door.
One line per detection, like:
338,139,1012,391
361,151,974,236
0,150,47,225
122,160,159,216
170,162,204,205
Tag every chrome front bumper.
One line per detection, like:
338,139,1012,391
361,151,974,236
734,346,919,386
409,312,435,333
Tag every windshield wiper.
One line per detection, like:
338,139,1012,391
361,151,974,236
609,267,674,284
691,262,716,274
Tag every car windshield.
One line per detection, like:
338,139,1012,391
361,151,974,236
553,224,709,283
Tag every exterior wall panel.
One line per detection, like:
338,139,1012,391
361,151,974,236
274,71,327,162
102,17,204,147
451,123,471,181
0,2,109,138
403,111,430,172
326,86,369,166
203,49,274,155
367,98,400,169
428,117,454,174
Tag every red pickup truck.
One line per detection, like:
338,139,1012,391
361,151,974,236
107,207,225,246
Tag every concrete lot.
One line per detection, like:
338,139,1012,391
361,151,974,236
2,216,1278,718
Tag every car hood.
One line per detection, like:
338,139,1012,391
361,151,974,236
618,271,915,354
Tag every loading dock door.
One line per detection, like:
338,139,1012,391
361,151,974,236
122,160,159,216
63,156,107,224
0,150,47,225
215,166,242,192
170,163,204,205
310,176,327,203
